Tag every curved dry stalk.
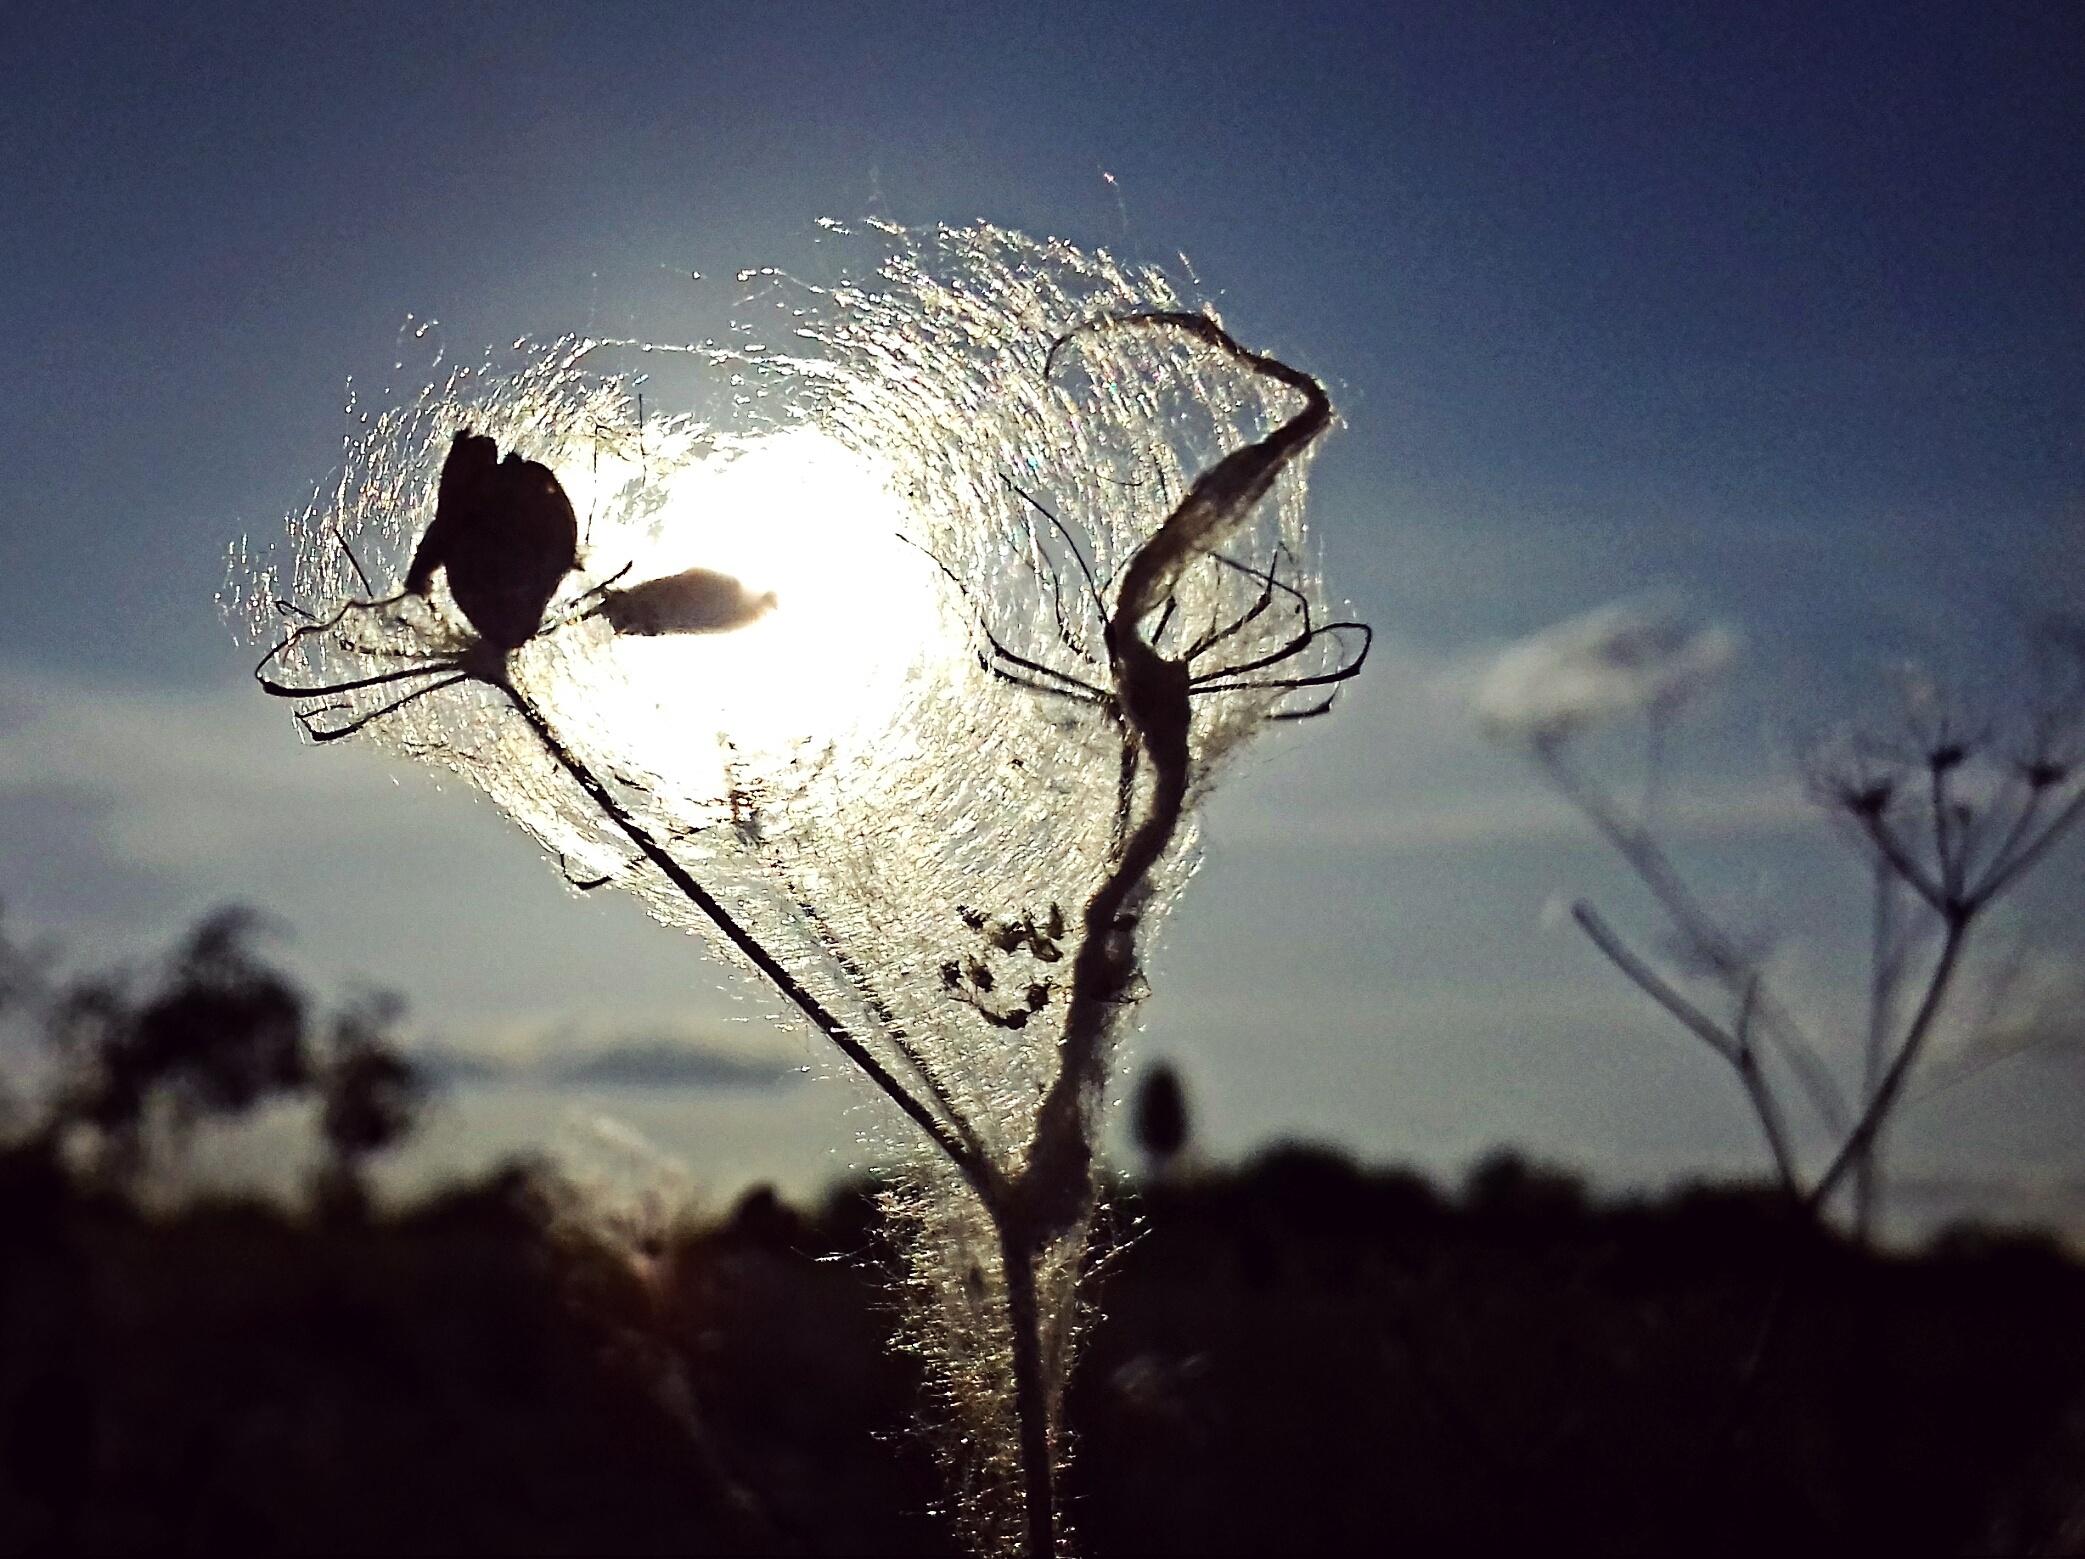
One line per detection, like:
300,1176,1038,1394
995,310,1340,1554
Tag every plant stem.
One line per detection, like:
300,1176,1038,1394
507,673,1066,1557
497,677,990,1193
996,701,1187,1557
1853,853,1897,1243
1000,1218,1058,1559
1571,902,1799,1195
995,311,1333,1557
1538,745,1849,1132
1811,915,1970,1210
1976,781,2085,904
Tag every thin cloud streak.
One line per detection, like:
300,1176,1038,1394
413,1034,806,1091
0,661,425,874
1200,621,1803,855
1217,780,1813,854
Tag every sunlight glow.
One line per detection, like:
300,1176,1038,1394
553,425,951,799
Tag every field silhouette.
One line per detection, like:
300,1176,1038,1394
6,1133,2085,1554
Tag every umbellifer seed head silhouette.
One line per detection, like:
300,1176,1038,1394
406,429,581,649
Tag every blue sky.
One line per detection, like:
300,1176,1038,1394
2,2,2080,1227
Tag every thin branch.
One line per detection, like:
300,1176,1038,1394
1906,1034,2055,1106
1006,478,1108,628
1853,853,1900,1240
1852,808,1949,915
1929,761,1961,903
497,677,992,1198
1572,903,1798,1193
1809,915,1971,1211
1972,781,2085,906
774,861,990,1169
1730,977,1801,1199
1538,745,1850,1132
1966,780,2047,903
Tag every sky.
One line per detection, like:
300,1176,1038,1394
2,1,2081,1231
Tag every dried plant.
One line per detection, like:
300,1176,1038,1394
230,221,1366,1555
1481,600,2085,1235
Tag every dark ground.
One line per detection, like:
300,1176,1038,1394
4,1141,2085,1557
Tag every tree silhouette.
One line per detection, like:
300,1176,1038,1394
4,906,426,1201
49,909,308,1185
311,991,425,1220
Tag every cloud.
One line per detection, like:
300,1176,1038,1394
1215,777,1813,854
1472,597,1739,743
0,661,418,875
0,659,755,1041
1197,629,1806,857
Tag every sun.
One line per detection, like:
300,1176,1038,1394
542,424,953,803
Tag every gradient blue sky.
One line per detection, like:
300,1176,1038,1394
3,2,2080,1224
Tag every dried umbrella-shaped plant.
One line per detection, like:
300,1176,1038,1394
1479,601,2085,1236
233,223,1369,1556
